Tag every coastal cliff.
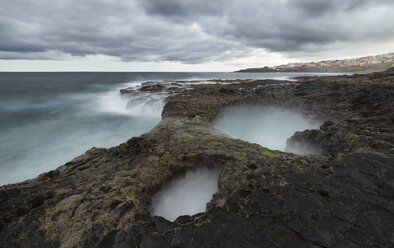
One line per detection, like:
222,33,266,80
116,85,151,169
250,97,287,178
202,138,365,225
1,69,394,247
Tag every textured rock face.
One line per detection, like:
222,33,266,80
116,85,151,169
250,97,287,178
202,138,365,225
1,70,394,247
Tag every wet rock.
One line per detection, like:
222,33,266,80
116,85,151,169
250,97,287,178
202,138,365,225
139,84,166,92
1,69,394,247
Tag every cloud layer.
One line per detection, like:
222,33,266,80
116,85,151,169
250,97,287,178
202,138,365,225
0,0,393,63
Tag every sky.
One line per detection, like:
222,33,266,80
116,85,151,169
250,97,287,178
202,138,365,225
0,0,393,72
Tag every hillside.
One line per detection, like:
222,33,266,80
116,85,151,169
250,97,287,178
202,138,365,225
237,52,394,73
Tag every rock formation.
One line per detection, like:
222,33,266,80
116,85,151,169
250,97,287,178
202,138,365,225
1,69,394,247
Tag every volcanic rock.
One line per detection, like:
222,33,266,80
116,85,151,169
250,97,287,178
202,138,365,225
1,69,394,247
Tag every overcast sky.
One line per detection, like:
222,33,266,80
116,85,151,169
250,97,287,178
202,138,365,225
0,0,393,71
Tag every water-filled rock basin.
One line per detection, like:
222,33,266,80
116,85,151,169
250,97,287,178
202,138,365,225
213,105,320,153
151,168,220,221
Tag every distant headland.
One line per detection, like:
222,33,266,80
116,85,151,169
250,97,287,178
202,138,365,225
236,52,394,73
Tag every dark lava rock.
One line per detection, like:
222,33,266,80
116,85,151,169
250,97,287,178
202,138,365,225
139,83,166,92
1,69,394,247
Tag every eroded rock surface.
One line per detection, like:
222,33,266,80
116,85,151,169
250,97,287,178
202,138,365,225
1,69,394,247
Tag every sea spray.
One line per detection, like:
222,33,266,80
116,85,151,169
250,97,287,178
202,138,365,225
151,168,220,221
95,89,166,118
0,78,163,185
213,105,320,152
0,72,335,185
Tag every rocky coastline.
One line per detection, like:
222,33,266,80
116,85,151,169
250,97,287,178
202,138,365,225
1,69,394,247
236,62,393,73
236,53,394,73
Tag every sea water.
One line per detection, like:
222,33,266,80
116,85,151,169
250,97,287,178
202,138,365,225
0,72,336,185
213,105,321,152
151,168,220,221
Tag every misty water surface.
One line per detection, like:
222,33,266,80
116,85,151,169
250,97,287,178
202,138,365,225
0,72,333,185
151,168,220,221
213,105,320,152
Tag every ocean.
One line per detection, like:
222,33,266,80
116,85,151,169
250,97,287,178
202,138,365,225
0,72,337,186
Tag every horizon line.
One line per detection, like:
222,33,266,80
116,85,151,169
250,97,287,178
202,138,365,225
0,70,234,73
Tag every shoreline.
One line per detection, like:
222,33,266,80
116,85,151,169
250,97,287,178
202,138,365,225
1,69,394,247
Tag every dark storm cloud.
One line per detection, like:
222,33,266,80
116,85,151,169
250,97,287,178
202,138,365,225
286,0,338,17
139,0,226,18
0,0,393,62
219,0,394,52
